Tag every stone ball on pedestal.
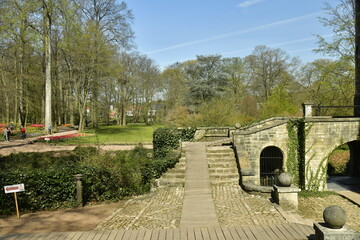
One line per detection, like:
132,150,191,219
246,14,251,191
277,172,293,187
323,205,346,229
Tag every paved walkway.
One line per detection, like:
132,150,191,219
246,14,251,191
180,143,219,228
327,176,360,206
0,131,152,156
0,142,328,239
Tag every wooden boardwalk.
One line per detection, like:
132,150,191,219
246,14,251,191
0,223,315,240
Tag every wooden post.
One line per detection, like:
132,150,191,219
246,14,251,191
14,192,20,218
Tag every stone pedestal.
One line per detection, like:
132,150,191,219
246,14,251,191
272,185,300,210
314,223,359,240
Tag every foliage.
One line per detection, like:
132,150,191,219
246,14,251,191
315,0,354,61
0,146,178,215
327,145,350,175
153,127,195,158
298,190,337,198
261,86,300,118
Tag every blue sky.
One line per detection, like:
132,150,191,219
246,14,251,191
127,0,339,69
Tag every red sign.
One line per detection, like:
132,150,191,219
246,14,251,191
4,184,25,194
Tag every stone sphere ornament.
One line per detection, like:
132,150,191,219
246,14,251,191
277,172,293,187
323,205,347,229
235,123,241,129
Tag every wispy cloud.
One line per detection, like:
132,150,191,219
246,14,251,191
237,0,265,8
145,12,322,55
222,34,333,56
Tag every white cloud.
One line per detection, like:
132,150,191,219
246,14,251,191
237,0,265,8
145,12,322,55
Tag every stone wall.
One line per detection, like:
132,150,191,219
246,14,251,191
233,117,360,190
304,118,360,190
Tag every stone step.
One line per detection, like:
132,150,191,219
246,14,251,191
158,178,185,187
206,146,233,152
166,168,186,174
209,173,239,181
208,162,237,168
207,152,234,158
209,168,238,174
210,180,239,185
161,172,185,179
207,158,235,164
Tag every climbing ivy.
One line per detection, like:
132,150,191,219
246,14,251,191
305,152,328,191
286,119,313,190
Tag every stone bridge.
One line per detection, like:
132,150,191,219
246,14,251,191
231,116,360,191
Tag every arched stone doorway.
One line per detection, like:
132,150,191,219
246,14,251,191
260,146,283,186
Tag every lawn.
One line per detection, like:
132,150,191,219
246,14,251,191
61,124,164,144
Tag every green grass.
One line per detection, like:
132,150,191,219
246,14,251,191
59,124,165,144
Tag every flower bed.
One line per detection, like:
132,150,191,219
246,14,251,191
38,133,84,141
27,124,45,128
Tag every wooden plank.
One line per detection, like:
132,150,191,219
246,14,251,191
180,228,188,240
288,223,307,239
135,229,146,240
173,229,181,240
280,223,301,239
213,227,226,240
187,228,195,240
142,229,152,240
207,227,219,240
200,227,211,240
67,231,85,240
122,230,133,240
129,230,140,240
221,227,234,240
268,225,287,239
258,225,278,240
234,226,249,240
158,229,166,240
241,226,256,240
114,229,126,240
273,224,295,239
150,229,159,240
45,232,68,240
98,231,112,240
92,231,106,240
248,225,270,240
227,227,242,240
165,229,173,240
194,227,202,240
77,231,91,240
293,224,314,236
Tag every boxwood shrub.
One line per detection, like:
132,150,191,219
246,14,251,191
153,127,196,158
0,145,179,216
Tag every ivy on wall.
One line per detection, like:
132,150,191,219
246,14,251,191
286,119,313,190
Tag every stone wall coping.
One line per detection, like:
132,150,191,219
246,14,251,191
305,117,360,123
273,185,301,193
233,120,289,136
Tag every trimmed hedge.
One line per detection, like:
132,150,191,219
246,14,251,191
153,127,196,158
0,145,179,216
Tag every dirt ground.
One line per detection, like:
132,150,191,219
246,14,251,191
0,201,126,234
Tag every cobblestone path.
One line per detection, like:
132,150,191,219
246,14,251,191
96,184,290,230
96,187,184,230
212,185,287,226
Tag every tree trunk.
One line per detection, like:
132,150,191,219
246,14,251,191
355,0,360,116
44,5,52,132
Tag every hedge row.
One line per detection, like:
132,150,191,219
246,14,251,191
0,146,179,215
153,127,196,158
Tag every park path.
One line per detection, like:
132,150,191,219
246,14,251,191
180,142,219,228
0,130,152,156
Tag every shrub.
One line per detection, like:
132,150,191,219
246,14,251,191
153,127,195,158
0,145,179,215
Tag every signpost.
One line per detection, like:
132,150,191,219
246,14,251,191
4,184,25,218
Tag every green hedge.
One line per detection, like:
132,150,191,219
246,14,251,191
153,127,196,158
0,146,179,215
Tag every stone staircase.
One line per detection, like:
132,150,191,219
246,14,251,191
207,145,239,185
156,155,186,187
156,140,240,187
